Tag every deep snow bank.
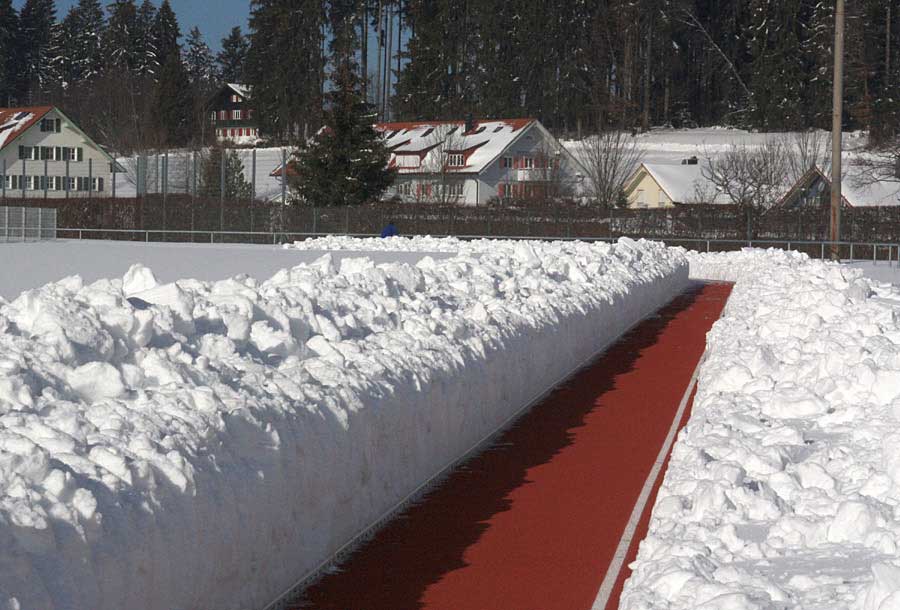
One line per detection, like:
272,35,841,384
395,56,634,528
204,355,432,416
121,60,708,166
0,238,686,610
288,235,465,253
621,249,900,610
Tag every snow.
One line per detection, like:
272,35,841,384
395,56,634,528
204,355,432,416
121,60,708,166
621,248,900,610
0,236,687,610
0,240,453,300
0,111,35,150
641,163,733,205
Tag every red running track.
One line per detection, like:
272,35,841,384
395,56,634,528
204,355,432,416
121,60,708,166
287,282,732,610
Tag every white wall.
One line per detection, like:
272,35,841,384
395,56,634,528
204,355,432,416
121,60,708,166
0,109,112,199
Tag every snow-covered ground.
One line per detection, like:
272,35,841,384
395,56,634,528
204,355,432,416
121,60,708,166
0,240,453,300
846,261,900,286
621,249,900,610
0,237,687,610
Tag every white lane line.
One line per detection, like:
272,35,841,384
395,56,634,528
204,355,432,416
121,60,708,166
590,358,703,610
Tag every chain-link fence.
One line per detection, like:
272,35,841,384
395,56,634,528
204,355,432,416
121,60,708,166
0,206,57,242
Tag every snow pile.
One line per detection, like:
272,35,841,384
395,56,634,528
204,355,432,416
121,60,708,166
0,238,686,610
288,235,466,253
622,248,900,610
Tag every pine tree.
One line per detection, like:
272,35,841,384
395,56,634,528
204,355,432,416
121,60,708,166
199,146,252,200
184,26,217,92
134,0,158,78
0,0,19,105
218,26,248,83
61,0,106,85
105,0,139,74
290,47,395,206
153,0,180,65
154,51,194,145
245,0,325,141
16,0,57,102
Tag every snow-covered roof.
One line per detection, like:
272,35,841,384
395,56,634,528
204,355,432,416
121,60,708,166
637,163,732,205
376,119,536,174
780,166,900,208
0,107,53,152
226,83,251,99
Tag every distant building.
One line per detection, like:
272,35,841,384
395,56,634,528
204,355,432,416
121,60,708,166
207,83,260,145
377,118,585,206
779,166,900,208
624,161,731,208
0,106,115,198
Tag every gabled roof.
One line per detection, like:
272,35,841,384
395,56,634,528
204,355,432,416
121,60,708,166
780,166,900,208
0,106,116,164
0,107,53,152
226,83,251,99
630,163,732,205
375,118,537,174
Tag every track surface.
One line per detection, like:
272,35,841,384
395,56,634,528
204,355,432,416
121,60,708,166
288,282,732,610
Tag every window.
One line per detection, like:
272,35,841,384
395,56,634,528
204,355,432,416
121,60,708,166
658,191,666,205
398,181,412,196
499,183,512,198
92,177,104,192
446,181,464,197
40,118,61,133
637,189,646,208
447,153,465,167
231,94,241,103
501,156,513,169
522,157,534,169
210,112,217,123
232,109,242,120
18,146,38,160
219,110,226,121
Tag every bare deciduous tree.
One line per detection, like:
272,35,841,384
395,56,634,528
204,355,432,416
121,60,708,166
576,130,644,207
701,139,789,211
781,130,831,183
412,124,469,205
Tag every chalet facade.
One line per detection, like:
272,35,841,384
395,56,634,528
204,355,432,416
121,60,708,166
779,166,900,208
625,162,731,208
0,106,114,198
376,118,585,205
207,83,260,145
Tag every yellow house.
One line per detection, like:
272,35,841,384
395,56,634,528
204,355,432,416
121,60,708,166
624,162,728,208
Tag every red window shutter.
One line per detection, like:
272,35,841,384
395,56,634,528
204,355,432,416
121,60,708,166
416,183,421,197
498,183,504,197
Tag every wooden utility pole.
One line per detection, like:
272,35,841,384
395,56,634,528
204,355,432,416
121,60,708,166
830,0,845,258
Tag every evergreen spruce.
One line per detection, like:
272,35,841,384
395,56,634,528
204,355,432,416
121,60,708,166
184,26,217,93
153,0,180,65
218,26,249,83
245,0,325,142
290,24,395,207
60,0,106,85
154,51,194,145
199,146,252,200
0,0,18,105
105,0,139,74
134,0,158,78
16,0,57,102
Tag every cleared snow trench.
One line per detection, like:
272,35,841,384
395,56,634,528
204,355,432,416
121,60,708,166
0,237,687,610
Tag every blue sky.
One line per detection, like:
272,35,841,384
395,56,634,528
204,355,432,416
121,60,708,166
13,0,250,51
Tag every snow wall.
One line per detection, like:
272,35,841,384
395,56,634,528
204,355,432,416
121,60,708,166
0,237,687,610
621,248,900,610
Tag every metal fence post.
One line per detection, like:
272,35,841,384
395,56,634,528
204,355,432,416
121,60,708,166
345,207,350,234
281,148,287,207
88,158,93,204
21,159,26,199
191,150,197,234
850,242,854,261
251,149,256,233
1,158,5,204
111,156,116,199
42,158,48,199
65,159,70,199
220,148,226,231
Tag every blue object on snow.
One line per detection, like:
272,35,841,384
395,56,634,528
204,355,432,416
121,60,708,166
381,222,398,238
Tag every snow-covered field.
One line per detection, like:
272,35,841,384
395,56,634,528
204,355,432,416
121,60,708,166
0,240,453,300
0,237,687,610
621,249,900,610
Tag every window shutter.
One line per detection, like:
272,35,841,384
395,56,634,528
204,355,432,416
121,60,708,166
77,148,83,162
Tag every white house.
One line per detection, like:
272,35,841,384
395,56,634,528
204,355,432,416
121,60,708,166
377,118,585,205
0,106,114,198
624,162,732,208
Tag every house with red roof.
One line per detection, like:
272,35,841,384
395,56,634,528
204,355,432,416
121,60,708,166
0,106,115,198
377,118,585,205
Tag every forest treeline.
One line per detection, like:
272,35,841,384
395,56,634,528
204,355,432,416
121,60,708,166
1,0,898,152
